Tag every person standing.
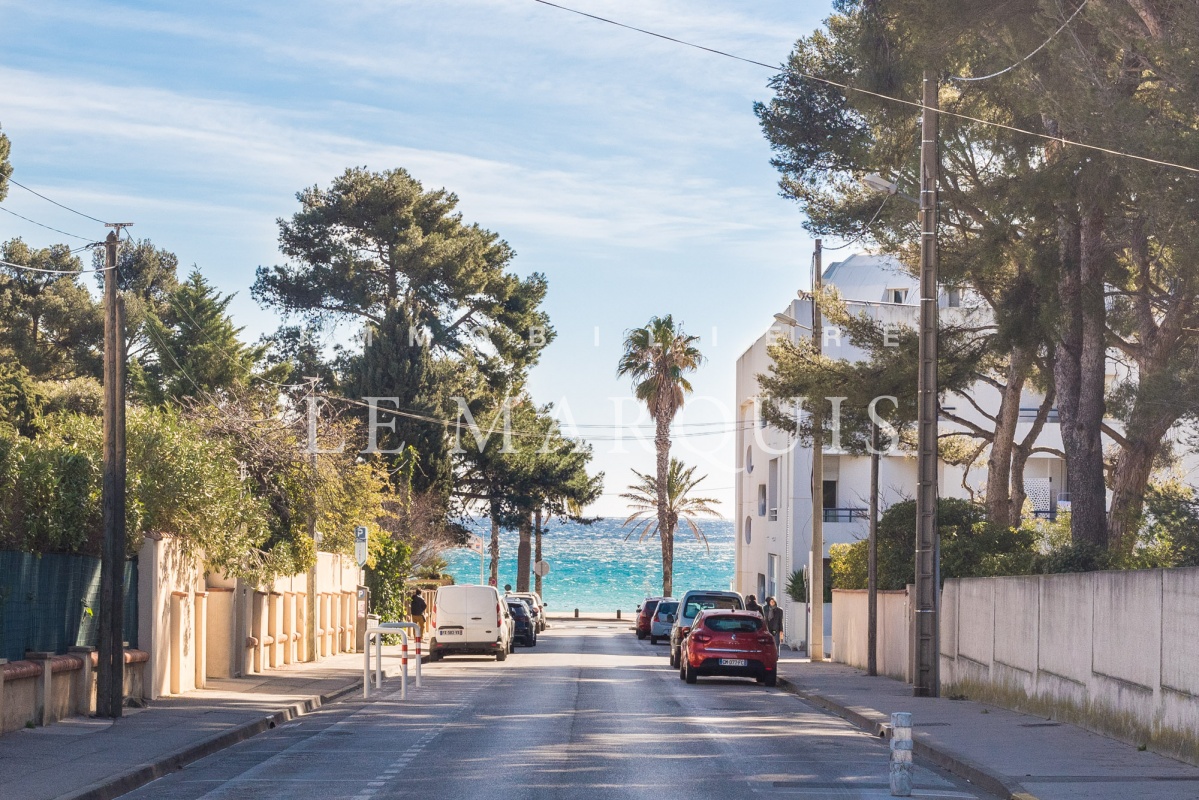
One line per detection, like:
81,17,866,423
409,589,428,635
763,596,783,649
745,594,762,615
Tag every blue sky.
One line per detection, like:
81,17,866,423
1,0,841,517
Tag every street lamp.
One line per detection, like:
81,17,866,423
773,312,805,329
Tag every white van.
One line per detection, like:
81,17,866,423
429,584,513,661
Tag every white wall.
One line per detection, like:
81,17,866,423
941,568,1199,765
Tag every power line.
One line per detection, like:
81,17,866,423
0,205,94,242
822,194,890,251
0,257,111,275
530,0,1199,176
949,0,1090,83
7,177,111,225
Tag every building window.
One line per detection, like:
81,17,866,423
767,458,779,521
744,517,752,544
757,573,766,601
767,554,779,600
886,288,908,304
757,484,767,517
946,287,961,307
822,480,837,512
745,446,754,474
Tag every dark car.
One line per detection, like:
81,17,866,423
506,598,537,647
636,597,663,640
679,609,778,686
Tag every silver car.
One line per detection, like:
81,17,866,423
649,599,677,644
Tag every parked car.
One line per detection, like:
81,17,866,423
636,597,663,640
428,584,513,661
669,589,744,668
506,598,537,647
679,609,778,686
649,599,677,644
508,592,547,632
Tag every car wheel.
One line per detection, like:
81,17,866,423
649,635,658,645
678,659,686,680
764,673,777,687
636,630,646,640
684,660,697,684
496,647,507,662
669,647,678,668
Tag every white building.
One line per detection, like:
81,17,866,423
733,254,1068,652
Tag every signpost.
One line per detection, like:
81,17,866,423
354,525,369,568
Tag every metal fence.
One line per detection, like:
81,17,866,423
0,551,138,662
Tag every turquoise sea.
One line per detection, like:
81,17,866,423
441,518,734,613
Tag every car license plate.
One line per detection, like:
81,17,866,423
719,658,748,667
439,629,463,636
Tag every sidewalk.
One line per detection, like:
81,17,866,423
775,654,1199,800
0,647,410,800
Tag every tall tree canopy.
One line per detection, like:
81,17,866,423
757,0,1199,548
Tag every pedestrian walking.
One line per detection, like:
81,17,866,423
763,596,783,649
409,589,428,635
745,594,762,615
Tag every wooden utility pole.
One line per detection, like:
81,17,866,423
305,377,320,663
98,227,129,718
913,71,941,697
809,239,824,662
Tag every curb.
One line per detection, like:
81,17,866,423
776,676,1039,800
58,679,365,800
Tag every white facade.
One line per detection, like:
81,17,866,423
733,254,1067,651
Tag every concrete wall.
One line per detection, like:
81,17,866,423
138,538,361,700
941,568,1199,765
830,589,909,681
0,651,146,734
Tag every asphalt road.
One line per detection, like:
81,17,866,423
122,623,994,800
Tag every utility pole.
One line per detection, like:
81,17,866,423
305,377,320,663
98,225,131,718
868,421,879,677
809,239,824,663
913,71,940,697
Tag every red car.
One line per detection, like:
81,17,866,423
636,597,662,640
679,609,778,686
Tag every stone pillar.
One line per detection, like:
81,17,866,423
169,592,186,696
68,646,96,715
283,592,296,665
194,592,208,690
295,592,308,663
268,593,282,668
27,652,53,726
252,592,267,674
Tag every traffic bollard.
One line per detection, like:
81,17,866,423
414,633,422,688
889,712,913,796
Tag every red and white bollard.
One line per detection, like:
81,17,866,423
414,633,423,688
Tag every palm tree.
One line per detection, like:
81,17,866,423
621,458,721,558
617,316,704,595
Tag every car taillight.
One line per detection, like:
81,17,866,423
496,602,502,627
691,632,712,644
757,634,775,646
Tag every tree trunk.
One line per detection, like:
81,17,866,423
534,507,543,597
1053,209,1109,548
655,411,673,597
985,345,1031,529
516,513,532,593
488,498,500,587
1108,409,1175,552
1008,382,1056,526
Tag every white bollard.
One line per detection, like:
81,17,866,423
414,633,422,688
890,712,913,797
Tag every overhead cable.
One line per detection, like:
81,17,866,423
530,0,1199,176
7,177,111,225
0,205,94,242
949,0,1091,83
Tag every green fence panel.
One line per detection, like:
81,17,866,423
0,551,138,661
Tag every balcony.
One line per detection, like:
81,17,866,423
823,507,868,523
